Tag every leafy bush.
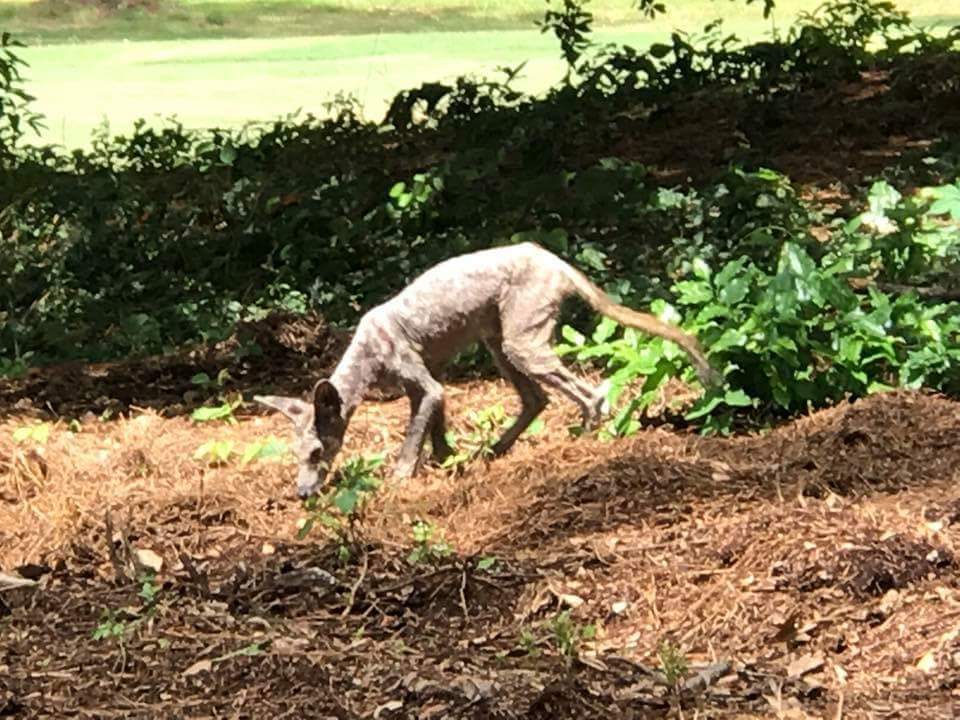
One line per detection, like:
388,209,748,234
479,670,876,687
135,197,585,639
562,176,960,434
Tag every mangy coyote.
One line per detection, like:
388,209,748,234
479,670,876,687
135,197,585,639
256,242,719,498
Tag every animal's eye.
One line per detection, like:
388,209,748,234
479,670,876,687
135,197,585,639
308,448,325,465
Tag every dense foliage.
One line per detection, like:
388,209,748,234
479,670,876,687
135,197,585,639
1,0,959,432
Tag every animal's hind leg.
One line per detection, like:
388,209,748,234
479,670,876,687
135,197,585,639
484,338,548,457
498,291,607,431
512,351,605,430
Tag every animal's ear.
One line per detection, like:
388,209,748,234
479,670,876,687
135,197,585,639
312,380,342,424
254,394,312,424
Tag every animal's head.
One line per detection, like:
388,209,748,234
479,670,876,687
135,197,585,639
254,380,346,499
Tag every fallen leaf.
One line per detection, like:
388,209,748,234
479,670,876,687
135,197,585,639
559,593,584,609
373,699,403,718
916,650,938,673
611,600,628,615
834,664,848,685
135,548,163,573
182,659,213,677
787,653,824,678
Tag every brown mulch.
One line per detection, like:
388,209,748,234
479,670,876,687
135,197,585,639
0,312,355,422
2,382,960,718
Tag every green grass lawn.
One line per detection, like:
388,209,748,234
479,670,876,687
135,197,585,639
8,0,959,149
3,0,956,44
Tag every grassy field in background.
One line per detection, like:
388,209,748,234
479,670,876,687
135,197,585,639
7,0,960,148
3,0,793,43
4,0,957,44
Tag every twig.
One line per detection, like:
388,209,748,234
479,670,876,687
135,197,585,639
341,551,369,618
0,572,37,592
459,564,469,620
178,551,211,599
372,567,448,594
104,510,128,583
682,661,732,694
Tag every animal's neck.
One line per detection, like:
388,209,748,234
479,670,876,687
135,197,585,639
328,338,372,420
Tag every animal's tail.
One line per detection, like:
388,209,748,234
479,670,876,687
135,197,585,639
559,259,722,388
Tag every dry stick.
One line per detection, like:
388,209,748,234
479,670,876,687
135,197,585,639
459,564,469,620
341,551,369,618
104,510,127,583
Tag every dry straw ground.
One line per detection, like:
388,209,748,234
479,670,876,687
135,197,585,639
2,319,960,717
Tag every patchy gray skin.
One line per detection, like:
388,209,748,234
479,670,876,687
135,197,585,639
256,242,719,498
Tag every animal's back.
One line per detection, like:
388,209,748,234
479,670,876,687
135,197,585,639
378,243,563,361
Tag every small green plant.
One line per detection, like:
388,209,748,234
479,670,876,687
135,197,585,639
298,454,384,557
476,555,497,572
193,439,235,466
0,354,31,379
91,609,127,643
191,393,242,424
442,404,544,469
190,369,232,390
137,571,159,604
239,436,289,466
192,436,289,468
407,519,454,565
657,638,690,688
12,421,50,445
551,610,578,657
518,628,540,657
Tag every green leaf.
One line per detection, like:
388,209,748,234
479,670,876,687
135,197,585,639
714,257,749,288
592,316,618,344
722,388,754,407
560,325,586,347
191,403,235,423
334,488,359,515
690,257,711,281
577,245,607,272
718,276,750,305
296,516,316,540
684,393,724,421
674,280,712,305
219,144,237,166
648,42,672,58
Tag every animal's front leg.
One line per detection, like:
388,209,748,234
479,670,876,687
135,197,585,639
394,378,444,478
429,402,453,465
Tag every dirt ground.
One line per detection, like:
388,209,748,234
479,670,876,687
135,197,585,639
2,353,960,718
